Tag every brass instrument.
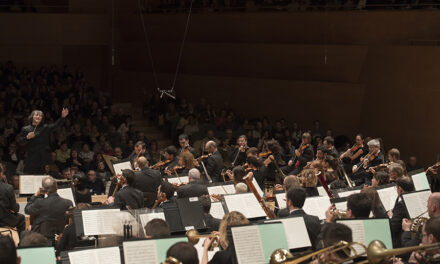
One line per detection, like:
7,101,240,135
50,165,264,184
410,210,429,233
186,229,219,251
330,208,348,220
366,240,440,264
162,256,182,264
270,241,367,264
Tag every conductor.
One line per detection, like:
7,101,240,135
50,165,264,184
18,108,69,174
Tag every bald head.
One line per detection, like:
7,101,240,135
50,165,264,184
428,193,440,218
205,140,217,153
42,176,57,193
137,156,148,169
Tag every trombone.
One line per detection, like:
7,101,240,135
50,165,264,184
365,240,440,264
186,229,219,251
270,240,367,264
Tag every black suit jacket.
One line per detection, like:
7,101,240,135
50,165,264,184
114,186,144,210
18,118,65,174
289,209,321,249
297,145,314,169
177,181,209,199
0,182,21,227
25,193,73,233
204,151,224,182
390,197,409,248
230,147,248,166
135,167,162,207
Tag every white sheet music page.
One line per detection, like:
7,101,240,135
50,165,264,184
113,161,132,175
167,176,189,185
210,202,225,219
57,188,76,207
123,240,158,264
338,189,361,198
82,209,120,236
275,192,286,209
303,196,331,220
265,217,311,249
252,178,264,197
317,186,327,197
139,212,166,230
19,175,47,194
338,220,366,254
224,193,265,219
377,187,398,211
69,247,121,264
403,190,431,218
231,225,265,264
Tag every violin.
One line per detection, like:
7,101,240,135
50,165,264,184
196,153,212,161
258,151,272,158
152,192,167,209
350,144,363,153
299,143,310,153
150,159,171,169
167,165,185,174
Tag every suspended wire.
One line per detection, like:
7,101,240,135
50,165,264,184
170,0,194,93
137,0,160,90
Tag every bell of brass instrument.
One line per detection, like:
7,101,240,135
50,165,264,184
186,229,219,251
269,248,294,264
330,208,348,219
162,256,182,264
367,240,440,264
410,210,429,233
269,241,366,264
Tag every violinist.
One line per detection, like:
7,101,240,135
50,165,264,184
287,132,314,176
176,168,209,199
340,134,366,173
351,139,384,185
106,169,144,210
177,134,196,157
246,156,265,189
165,151,194,176
230,135,249,166
134,157,162,208
0,166,26,234
387,148,400,163
323,136,339,158
194,141,223,182
262,139,285,183
125,141,150,167
163,146,179,171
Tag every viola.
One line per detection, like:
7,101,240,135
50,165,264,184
350,144,363,153
258,151,272,158
168,165,185,174
196,153,212,161
150,159,171,169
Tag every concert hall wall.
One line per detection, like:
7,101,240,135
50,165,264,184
1,7,439,165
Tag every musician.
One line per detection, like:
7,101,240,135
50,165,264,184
25,176,73,234
125,141,150,166
323,156,341,184
107,169,144,210
388,163,405,182
134,156,162,208
199,195,221,232
390,176,414,248
196,141,223,182
177,168,209,199
73,175,91,203
387,148,400,163
246,147,259,159
361,187,387,218
323,136,338,158
290,132,314,176
163,145,179,170
325,193,372,223
230,135,249,166
0,166,25,234
200,130,220,154
86,170,105,195
166,242,199,264
371,171,390,187
317,223,353,263
351,138,384,185
340,134,365,171
177,134,196,157
165,151,194,176
263,139,285,183
285,187,321,248
202,211,250,264
426,162,440,192
246,156,265,189
299,169,319,197
18,108,69,174
401,193,440,248
144,219,171,238
408,217,440,264
0,236,20,264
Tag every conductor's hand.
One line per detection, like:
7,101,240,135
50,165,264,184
61,107,69,118
26,132,35,140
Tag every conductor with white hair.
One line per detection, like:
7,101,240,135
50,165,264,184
351,138,384,185
177,168,209,199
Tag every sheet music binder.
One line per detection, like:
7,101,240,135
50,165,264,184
162,197,207,233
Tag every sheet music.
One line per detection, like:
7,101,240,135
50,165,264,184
252,178,264,197
334,201,347,211
338,220,366,254
376,187,398,211
57,188,76,207
210,202,225,220
224,193,266,219
69,247,121,264
275,192,286,209
139,212,166,230
338,189,361,198
208,184,235,195
123,240,158,264
167,176,189,185
265,217,311,249
303,196,331,220
113,161,132,175
317,186,327,197
402,190,431,218
19,175,48,194
411,172,430,191
231,225,265,264
82,209,120,236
